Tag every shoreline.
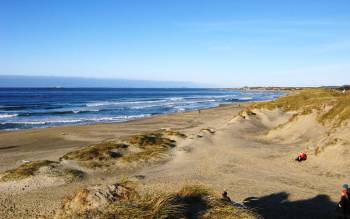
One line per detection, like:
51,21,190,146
0,102,248,134
0,103,244,171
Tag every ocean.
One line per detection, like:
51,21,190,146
0,88,283,131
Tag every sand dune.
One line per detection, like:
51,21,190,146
1,90,349,218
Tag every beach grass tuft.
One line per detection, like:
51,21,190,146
125,132,177,148
60,142,128,162
0,160,58,181
60,130,185,168
57,184,259,219
121,132,177,163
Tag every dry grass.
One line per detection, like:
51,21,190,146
252,89,341,112
0,160,85,182
250,89,350,127
200,128,216,134
60,142,128,162
318,94,350,126
239,109,257,118
60,131,184,168
0,160,58,182
56,184,259,219
162,130,187,138
124,132,176,149
121,132,177,163
62,168,85,182
121,147,169,163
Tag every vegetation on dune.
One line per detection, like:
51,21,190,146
247,89,350,127
200,128,216,134
60,130,185,168
318,94,350,126
121,147,170,163
57,184,259,219
60,142,128,162
239,109,257,118
125,132,177,148
121,132,178,163
0,160,58,181
0,131,184,179
252,89,341,112
162,130,187,138
0,160,85,182
61,168,85,182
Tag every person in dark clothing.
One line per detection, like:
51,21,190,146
338,184,350,219
222,191,232,202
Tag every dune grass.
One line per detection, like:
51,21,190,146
62,168,85,182
125,132,177,149
60,142,128,162
0,160,85,182
121,132,177,163
57,184,259,219
0,160,58,182
239,109,257,118
318,94,350,126
249,89,350,127
121,147,170,163
162,130,187,138
60,131,184,168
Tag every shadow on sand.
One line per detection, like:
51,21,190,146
243,192,339,219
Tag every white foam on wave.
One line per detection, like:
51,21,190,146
4,121,47,125
175,107,186,112
130,105,159,109
72,109,100,114
1,114,152,126
86,99,166,107
0,114,18,119
130,98,219,110
238,97,253,100
86,102,109,107
101,114,151,121
86,96,226,110
167,97,184,101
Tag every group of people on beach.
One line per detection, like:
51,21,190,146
221,152,350,218
295,152,350,218
222,184,350,218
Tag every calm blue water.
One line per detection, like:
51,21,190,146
0,88,283,131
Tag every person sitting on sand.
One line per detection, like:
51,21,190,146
222,191,232,202
222,190,248,208
338,184,350,218
295,152,307,162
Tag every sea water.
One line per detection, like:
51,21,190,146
0,88,283,131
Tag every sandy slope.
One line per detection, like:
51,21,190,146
0,103,349,218
140,109,348,218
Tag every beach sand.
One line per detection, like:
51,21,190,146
0,101,348,218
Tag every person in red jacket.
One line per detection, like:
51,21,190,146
295,152,307,162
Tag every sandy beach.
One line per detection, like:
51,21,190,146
1,90,349,218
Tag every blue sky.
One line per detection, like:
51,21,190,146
1,0,350,87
